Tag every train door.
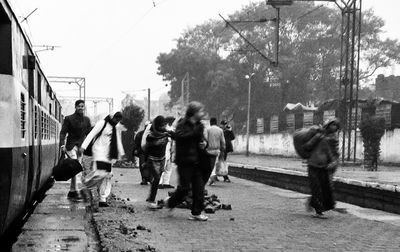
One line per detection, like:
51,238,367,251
25,65,40,205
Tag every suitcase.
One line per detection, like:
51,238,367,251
53,153,83,181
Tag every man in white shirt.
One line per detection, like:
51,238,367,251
205,117,225,185
80,112,125,208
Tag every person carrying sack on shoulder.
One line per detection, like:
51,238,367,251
79,112,125,209
303,118,341,219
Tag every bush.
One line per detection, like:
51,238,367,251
359,116,385,171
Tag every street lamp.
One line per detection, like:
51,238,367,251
245,73,255,157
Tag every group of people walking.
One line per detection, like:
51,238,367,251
59,100,235,220
60,99,341,220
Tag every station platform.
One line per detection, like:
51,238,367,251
12,164,400,252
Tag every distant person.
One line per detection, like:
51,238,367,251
159,116,176,189
206,117,226,186
134,121,151,185
80,112,125,208
220,120,235,182
59,99,91,200
164,101,209,221
303,118,340,218
144,116,171,209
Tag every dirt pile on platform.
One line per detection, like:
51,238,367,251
169,190,232,214
91,195,159,252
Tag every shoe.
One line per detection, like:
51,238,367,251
163,184,175,189
99,201,109,207
67,191,82,200
189,214,208,221
140,181,148,185
208,176,217,186
148,202,163,210
313,212,328,219
223,176,231,183
80,189,91,203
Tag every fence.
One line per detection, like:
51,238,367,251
233,129,400,163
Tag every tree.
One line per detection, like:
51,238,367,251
359,116,385,171
120,95,145,161
156,1,400,129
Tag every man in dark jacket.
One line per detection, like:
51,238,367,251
59,100,91,199
134,121,151,185
165,101,209,221
220,120,235,182
144,116,170,209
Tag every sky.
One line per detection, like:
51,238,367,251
8,0,400,114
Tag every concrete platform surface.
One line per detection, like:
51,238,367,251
93,168,400,252
228,154,400,185
11,182,99,252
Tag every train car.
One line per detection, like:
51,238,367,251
0,0,62,236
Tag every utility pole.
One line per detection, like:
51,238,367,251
147,88,151,121
245,73,255,157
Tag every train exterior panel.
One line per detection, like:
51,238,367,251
0,0,62,236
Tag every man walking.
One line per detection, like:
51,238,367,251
80,112,125,208
59,100,91,199
134,121,151,185
159,116,176,189
165,102,209,221
206,117,225,185
220,120,235,182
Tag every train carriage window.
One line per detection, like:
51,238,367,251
0,4,12,75
20,93,26,138
34,105,38,139
41,111,44,139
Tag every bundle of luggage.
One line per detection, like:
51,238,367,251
293,125,324,159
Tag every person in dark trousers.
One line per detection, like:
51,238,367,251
59,99,91,199
165,101,209,221
134,121,151,185
220,120,235,182
303,118,340,219
144,116,170,209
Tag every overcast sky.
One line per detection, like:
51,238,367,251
8,0,400,113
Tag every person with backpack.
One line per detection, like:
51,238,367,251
80,112,125,209
134,121,151,185
143,116,171,209
301,118,341,219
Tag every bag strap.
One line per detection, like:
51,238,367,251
92,121,108,145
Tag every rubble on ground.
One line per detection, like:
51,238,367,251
91,193,159,252
167,190,232,213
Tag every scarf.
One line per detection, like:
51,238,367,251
104,115,118,159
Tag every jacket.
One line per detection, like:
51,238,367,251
134,130,145,155
59,112,91,151
173,118,205,165
304,133,337,169
224,129,235,153
145,129,169,159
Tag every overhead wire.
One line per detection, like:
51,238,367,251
85,0,171,74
